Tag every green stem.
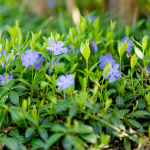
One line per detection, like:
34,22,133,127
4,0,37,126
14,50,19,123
120,57,121,72
5,65,7,86
31,67,33,98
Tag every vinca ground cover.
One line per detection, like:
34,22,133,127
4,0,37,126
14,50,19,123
0,16,150,150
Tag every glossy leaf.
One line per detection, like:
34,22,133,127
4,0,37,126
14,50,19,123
45,133,64,149
9,91,19,105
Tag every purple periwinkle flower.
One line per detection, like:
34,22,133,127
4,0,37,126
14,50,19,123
143,67,150,75
57,74,75,90
0,73,12,85
89,39,98,52
104,64,121,83
21,49,39,67
46,0,56,8
99,54,116,70
68,44,79,54
29,54,45,70
46,40,68,56
121,36,134,53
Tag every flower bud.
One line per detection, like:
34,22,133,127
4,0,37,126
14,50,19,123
22,99,28,111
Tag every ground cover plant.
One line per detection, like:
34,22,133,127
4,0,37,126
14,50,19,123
0,16,150,150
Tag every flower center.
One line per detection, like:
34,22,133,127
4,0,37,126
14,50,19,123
28,56,32,60
55,47,59,51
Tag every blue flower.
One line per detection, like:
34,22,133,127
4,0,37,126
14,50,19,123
143,67,150,75
89,39,98,52
0,73,12,85
121,36,134,53
68,44,79,54
47,58,59,74
104,64,121,83
0,50,15,68
99,54,116,70
46,40,68,56
46,0,56,8
57,74,75,90
21,49,39,66
29,54,45,70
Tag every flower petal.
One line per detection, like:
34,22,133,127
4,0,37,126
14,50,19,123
105,54,113,60
113,63,119,70
54,51,62,55
46,46,55,51
114,70,121,78
58,75,66,82
25,49,33,56
99,61,106,70
128,40,134,47
49,40,57,47
99,55,105,62
57,41,65,48
60,47,68,53
22,60,30,66
109,75,117,83
126,47,132,53
121,36,129,42
36,63,42,70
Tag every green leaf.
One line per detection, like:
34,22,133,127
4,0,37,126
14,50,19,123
38,127,48,142
51,124,67,133
132,38,142,47
55,53,70,62
0,86,9,98
55,62,65,73
74,34,86,42
9,107,25,128
70,63,78,73
116,95,124,106
25,127,36,139
0,137,18,150
40,81,48,89
124,119,141,129
69,104,78,118
65,135,84,150
131,54,137,70
130,110,150,118
0,110,6,128
16,78,31,87
9,91,19,105
143,51,150,62
134,47,143,59
7,79,15,88
69,124,93,134
103,63,111,77
33,71,44,84
90,121,102,135
30,138,45,149
142,35,148,51
55,100,73,114
113,107,122,119
79,133,97,143
87,61,100,75
124,137,131,150
118,41,127,58
38,52,50,61
119,109,129,118
80,41,90,62
47,95,57,104
138,98,146,109
45,133,64,149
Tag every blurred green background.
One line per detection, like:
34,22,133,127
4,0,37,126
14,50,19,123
1,0,150,38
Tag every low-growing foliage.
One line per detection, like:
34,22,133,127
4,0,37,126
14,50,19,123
0,16,150,150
